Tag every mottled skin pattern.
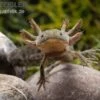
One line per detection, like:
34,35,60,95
20,19,99,91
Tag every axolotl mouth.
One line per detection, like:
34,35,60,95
37,38,69,55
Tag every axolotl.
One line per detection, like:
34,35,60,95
20,18,99,91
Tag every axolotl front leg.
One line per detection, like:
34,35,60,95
37,54,49,91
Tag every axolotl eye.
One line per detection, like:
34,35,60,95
60,31,69,43
41,35,44,38
60,32,63,36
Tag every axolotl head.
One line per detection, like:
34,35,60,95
36,29,69,44
35,29,70,54
21,19,82,55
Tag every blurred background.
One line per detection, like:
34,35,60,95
0,0,100,76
